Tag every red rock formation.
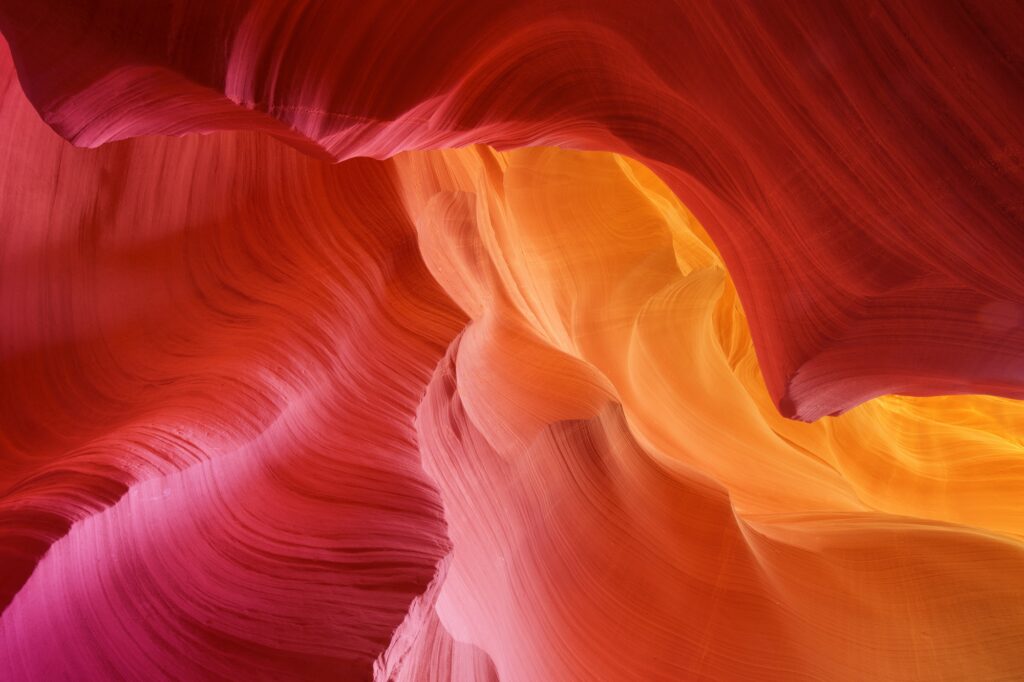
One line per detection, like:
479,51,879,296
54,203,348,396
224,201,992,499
1,2,1023,679
2,0,1022,418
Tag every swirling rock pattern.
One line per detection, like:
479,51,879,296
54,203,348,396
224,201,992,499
0,44,466,678
399,147,1024,680
0,2,1022,681
3,0,1023,418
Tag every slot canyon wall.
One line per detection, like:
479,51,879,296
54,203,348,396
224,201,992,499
0,2,1022,680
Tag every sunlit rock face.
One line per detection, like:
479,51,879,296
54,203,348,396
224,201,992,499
0,2,1023,681
394,147,1024,681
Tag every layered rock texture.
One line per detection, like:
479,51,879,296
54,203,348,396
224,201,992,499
0,2,1022,680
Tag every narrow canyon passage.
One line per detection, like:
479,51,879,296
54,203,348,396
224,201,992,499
0,2,1022,679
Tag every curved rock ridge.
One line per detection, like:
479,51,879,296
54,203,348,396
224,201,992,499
1,1,1022,418
0,45,467,679
1,10,1023,681
398,147,1024,536
391,146,1024,680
